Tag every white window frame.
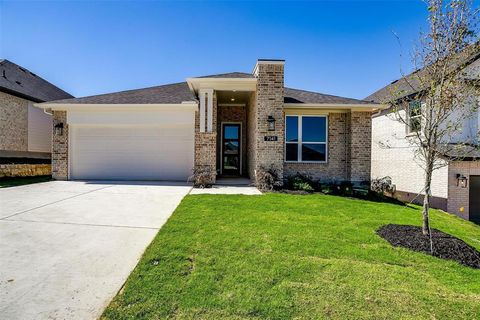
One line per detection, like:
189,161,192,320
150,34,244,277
407,100,422,134
284,115,328,163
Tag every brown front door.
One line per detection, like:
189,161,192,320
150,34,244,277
222,124,241,175
469,175,480,224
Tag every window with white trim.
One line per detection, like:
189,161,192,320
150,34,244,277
285,115,327,162
408,100,421,133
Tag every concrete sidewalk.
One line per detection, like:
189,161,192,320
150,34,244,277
0,180,191,320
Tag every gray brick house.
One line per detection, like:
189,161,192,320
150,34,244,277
36,59,383,185
0,59,73,160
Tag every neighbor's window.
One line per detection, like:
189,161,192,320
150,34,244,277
285,115,327,162
408,100,421,133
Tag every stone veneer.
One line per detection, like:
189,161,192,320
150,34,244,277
0,163,51,178
447,160,480,220
52,111,68,180
252,62,285,182
0,91,28,152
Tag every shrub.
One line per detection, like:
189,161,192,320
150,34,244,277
371,176,396,195
255,166,282,191
285,173,316,192
321,181,354,196
189,167,215,188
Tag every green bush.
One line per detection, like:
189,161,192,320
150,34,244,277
285,174,316,192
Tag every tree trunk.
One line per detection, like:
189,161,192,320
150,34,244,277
422,159,434,237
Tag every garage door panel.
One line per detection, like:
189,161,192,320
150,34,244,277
70,123,194,181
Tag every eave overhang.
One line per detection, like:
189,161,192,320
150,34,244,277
186,78,257,94
33,101,198,112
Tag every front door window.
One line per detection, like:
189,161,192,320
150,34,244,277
222,124,240,175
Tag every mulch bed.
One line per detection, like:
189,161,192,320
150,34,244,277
377,224,480,269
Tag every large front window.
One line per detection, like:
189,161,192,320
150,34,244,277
285,115,327,162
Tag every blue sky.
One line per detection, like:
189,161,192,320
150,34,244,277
1,1,434,99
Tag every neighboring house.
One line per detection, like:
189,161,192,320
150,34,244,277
0,59,73,159
366,48,480,224
36,59,384,187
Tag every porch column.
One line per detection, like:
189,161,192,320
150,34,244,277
194,89,217,183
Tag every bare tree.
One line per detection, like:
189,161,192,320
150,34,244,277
385,0,480,240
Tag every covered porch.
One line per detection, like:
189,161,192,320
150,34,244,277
187,74,258,184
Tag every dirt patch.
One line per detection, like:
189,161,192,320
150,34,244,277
377,224,480,269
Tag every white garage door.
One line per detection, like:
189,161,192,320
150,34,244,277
70,123,194,181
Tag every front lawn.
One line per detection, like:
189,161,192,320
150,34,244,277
102,194,480,319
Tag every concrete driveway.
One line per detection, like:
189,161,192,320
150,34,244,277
0,180,192,320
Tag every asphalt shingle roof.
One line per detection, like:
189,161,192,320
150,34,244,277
43,72,374,105
440,144,480,160
284,87,374,104
365,44,480,103
0,59,73,102
46,82,195,104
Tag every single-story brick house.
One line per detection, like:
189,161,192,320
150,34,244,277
36,59,384,185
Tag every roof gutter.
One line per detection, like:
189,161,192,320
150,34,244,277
33,101,198,112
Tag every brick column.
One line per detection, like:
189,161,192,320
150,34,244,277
253,60,285,183
194,92,217,183
52,111,68,180
348,111,372,183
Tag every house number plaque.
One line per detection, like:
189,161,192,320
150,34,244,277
264,136,278,141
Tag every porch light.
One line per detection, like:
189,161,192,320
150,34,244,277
54,123,64,136
267,116,276,131
456,174,468,188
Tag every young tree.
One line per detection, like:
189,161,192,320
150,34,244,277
386,0,479,240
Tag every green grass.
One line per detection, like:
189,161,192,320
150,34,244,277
102,194,480,319
0,175,52,188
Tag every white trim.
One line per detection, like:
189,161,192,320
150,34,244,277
199,91,206,132
187,78,257,93
206,89,214,132
284,115,328,164
220,122,242,175
33,102,198,112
